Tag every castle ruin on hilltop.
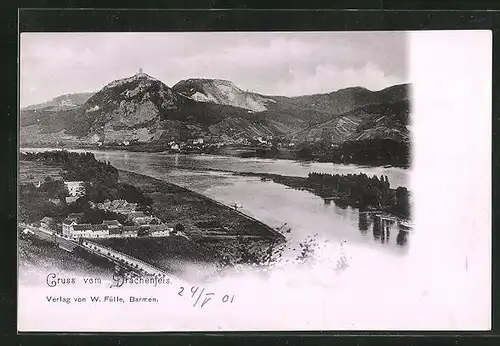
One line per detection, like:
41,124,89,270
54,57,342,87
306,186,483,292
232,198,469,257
136,68,146,78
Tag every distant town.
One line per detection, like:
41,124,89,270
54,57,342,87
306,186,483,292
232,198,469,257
93,134,295,154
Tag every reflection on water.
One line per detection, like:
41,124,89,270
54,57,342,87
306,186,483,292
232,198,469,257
356,212,411,247
373,215,382,241
358,212,370,235
397,228,409,246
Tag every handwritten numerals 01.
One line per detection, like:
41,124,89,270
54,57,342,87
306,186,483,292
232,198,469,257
221,294,235,303
178,286,235,308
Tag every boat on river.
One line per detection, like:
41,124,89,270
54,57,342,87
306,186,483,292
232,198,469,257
231,202,243,209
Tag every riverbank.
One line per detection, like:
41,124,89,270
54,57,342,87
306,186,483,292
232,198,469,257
20,142,409,168
168,166,411,221
116,169,286,267
256,172,410,220
117,169,284,239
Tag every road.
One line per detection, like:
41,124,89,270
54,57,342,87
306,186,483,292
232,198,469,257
20,223,183,283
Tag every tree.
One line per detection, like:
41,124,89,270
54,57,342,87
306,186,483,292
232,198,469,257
295,234,319,263
173,223,185,234
296,147,313,160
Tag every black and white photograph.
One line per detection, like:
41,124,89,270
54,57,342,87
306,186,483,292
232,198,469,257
17,30,491,331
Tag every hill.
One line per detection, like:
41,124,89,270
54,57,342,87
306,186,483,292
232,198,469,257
289,99,410,144
172,78,276,112
22,92,95,112
19,72,411,153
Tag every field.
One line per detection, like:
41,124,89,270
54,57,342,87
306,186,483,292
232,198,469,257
19,160,63,184
118,169,281,238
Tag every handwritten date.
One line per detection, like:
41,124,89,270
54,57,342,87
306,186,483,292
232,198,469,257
178,286,235,308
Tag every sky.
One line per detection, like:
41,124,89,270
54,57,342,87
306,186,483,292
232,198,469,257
20,32,408,107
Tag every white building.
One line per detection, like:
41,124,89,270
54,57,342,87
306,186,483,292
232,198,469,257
62,219,78,237
149,224,173,237
62,222,111,240
64,181,85,197
66,196,79,204
102,220,123,233
122,226,139,238
128,212,155,226
150,230,171,237
67,224,93,240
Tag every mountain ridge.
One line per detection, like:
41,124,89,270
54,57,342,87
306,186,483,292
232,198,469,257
20,73,411,149
22,92,95,112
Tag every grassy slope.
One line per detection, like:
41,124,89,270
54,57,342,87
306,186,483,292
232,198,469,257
117,169,278,238
116,170,285,268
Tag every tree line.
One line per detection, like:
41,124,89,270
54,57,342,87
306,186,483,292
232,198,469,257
295,138,410,168
307,172,410,219
21,151,120,186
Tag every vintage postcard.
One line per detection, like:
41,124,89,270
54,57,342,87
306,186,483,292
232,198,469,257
18,30,491,331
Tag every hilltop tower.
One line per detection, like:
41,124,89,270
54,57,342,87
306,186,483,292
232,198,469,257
136,68,145,77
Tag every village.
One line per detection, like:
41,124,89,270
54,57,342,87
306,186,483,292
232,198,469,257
21,178,187,242
104,134,298,154
19,170,193,281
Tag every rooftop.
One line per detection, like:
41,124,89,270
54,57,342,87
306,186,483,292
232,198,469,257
150,224,172,231
129,212,147,218
123,226,140,232
102,220,122,226
92,224,108,231
135,219,151,225
72,224,92,231
68,212,84,219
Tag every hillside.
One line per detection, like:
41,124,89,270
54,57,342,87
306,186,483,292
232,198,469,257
172,78,276,112
20,72,411,150
282,84,409,116
22,92,95,112
174,79,410,128
289,99,411,144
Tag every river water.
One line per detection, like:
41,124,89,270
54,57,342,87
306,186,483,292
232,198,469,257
21,148,412,257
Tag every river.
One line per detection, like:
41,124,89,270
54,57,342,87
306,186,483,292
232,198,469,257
21,148,412,258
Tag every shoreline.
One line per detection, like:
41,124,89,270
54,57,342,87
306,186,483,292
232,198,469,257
116,168,286,241
172,167,412,221
19,144,410,169
115,168,287,269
